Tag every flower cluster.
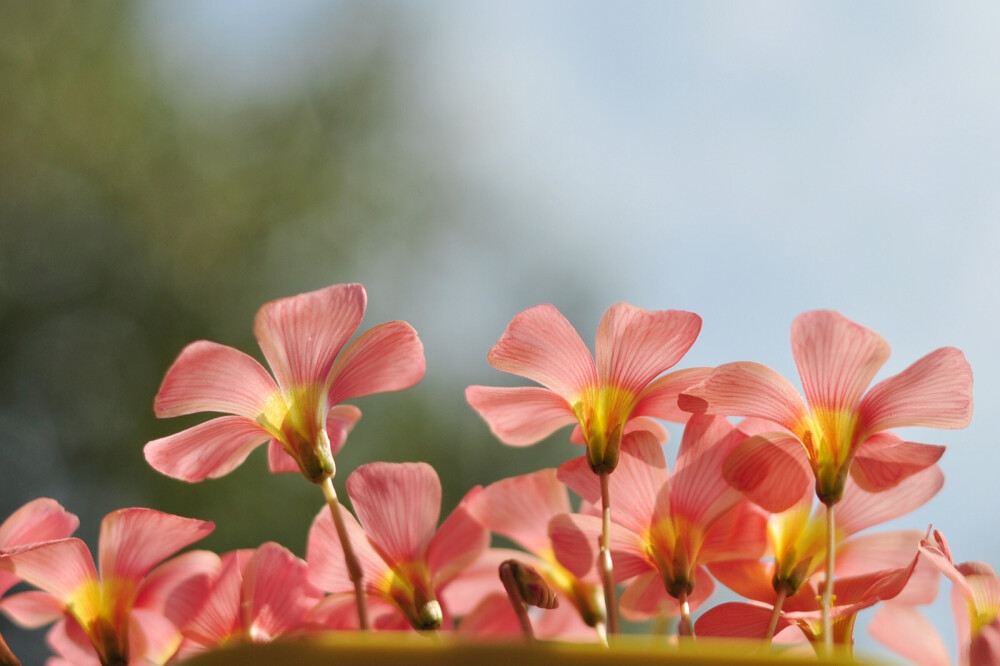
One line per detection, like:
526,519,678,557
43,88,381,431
0,283,991,666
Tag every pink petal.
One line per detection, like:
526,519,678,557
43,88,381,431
242,543,322,640
153,341,277,419
594,304,701,393
144,416,271,482
46,618,101,666
971,617,1000,666
547,513,650,582
0,590,66,628
708,560,780,606
326,321,425,405
0,538,95,601
326,404,362,457
426,491,489,589
98,508,213,583
347,462,441,566
670,415,748,525
618,570,675,621
836,465,943,536
696,601,790,639
722,433,813,513
467,469,569,556
266,439,301,474
858,346,974,437
435,547,523,618
180,551,245,653
850,433,945,492
253,283,366,390
486,304,597,398
632,367,714,423
306,503,387,594
0,498,79,550
133,550,221,629
677,362,809,433
465,386,576,447
835,530,925,579
129,607,183,665
790,310,890,413
869,603,951,666
456,592,522,638
699,501,769,564
557,431,667,536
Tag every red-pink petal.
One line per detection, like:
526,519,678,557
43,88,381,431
98,508,214,583
486,304,597,398
0,590,66,628
547,513,649,582
618,570,674,621
47,617,101,666
426,491,489,589
306,505,386,594
696,601,790,639
253,283,366,390
153,341,277,419
129,607,183,665
677,362,808,432
326,404,362,457
0,538,95,601
347,462,441,566
179,551,244,654
836,465,943,536
266,439,301,474
594,304,701,392
971,617,1000,666
0,498,79,550
632,367,714,423
465,385,576,447
144,416,271,482
722,433,813,513
242,543,322,640
834,530,924,579
133,550,221,629
790,310,889,413
858,346,974,438
850,433,945,492
670,415,747,525
326,321,425,405
708,560,780,606
699,501,769,564
467,469,570,556
869,603,951,666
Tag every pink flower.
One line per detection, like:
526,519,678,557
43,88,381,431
145,283,426,483
551,416,769,620
466,302,706,473
679,309,972,504
306,462,490,631
174,543,323,660
0,508,215,665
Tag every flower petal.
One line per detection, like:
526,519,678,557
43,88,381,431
677,362,809,433
426,490,489,589
699,501,769,564
850,433,945,492
326,321,425,405
547,513,649,582
869,603,951,666
467,469,570,556
266,439,301,474
129,607,184,665
465,386,576,446
0,498,79,550
857,346,974,438
594,304,701,392
242,543,322,640
306,505,386,594
790,310,889,413
347,462,441,566
0,538,95,601
670,415,747,525
696,601,791,639
836,465,943,536
486,304,597,398
722,433,813,513
0,590,66,628
99,508,214,583
133,550,221,630
144,416,271,482
326,404,362,457
835,530,924,579
253,283,366,390
632,367,714,423
153,341,277,419
708,560,780,606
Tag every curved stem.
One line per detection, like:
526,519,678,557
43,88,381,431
764,588,787,644
821,502,836,656
677,590,693,637
0,630,20,666
321,477,370,631
499,561,535,643
599,470,620,636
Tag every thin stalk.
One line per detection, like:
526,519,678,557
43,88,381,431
599,470,620,636
0,631,20,666
499,561,536,643
763,588,788,643
321,477,370,630
821,502,836,656
677,590,693,637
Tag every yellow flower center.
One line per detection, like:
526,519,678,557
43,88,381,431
66,577,137,665
375,561,440,630
796,407,859,505
256,384,334,482
572,385,637,473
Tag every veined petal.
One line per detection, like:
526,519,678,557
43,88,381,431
857,346,974,439
708,560,780,606
869,603,951,666
180,551,245,653
0,590,66,628
326,321,426,405
0,538,95,601
835,531,925,579
467,469,570,556
486,304,597,398
266,439,301,474
722,433,813,513
465,386,576,447
632,367,714,423
836,466,943,536
791,310,889,413
427,490,490,589
547,513,649,582
0,498,79,550
253,283,366,391
98,508,214,583
306,505,386,594
242,543,322,640
326,404,362,457
594,304,701,392
699,501,768,564
144,416,271,482
677,362,809,432
47,617,101,666
133,550,221,630
670,415,748,526
153,341,277,419
619,566,715,621
850,433,945,492
696,601,792,640
130,606,184,666
348,462,441,566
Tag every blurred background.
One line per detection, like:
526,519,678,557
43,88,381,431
2,2,998,662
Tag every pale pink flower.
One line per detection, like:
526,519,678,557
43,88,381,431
550,416,768,620
174,543,323,660
466,302,706,472
145,283,426,483
679,309,972,504
0,508,215,665
306,462,489,631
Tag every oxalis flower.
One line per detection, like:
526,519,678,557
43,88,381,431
145,283,426,484
466,302,706,474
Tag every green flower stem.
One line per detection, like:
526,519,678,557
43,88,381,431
321,477,370,631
